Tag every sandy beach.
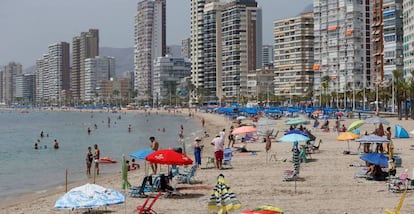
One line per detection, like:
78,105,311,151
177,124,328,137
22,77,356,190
1,109,414,214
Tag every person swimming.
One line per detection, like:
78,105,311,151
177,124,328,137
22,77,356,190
53,139,59,149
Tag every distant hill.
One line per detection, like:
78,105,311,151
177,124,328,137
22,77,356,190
100,47,134,77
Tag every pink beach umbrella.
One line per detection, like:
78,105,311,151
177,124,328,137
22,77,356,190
231,126,257,135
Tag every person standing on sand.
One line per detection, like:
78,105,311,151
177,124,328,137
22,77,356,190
194,137,203,167
211,134,224,170
149,136,159,174
94,144,100,175
86,147,93,176
201,117,205,127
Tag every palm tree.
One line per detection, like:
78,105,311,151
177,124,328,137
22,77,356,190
321,75,331,107
393,70,404,120
409,71,414,119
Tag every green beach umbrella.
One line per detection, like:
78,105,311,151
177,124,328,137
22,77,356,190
285,118,307,126
121,155,131,190
346,120,364,132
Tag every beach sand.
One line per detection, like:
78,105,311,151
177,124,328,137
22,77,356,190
1,109,414,213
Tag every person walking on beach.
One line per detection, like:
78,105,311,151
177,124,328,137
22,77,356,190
86,147,93,176
94,144,100,175
201,117,205,127
211,134,224,170
194,137,203,167
227,126,235,148
149,137,159,174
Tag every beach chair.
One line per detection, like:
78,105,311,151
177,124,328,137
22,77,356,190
389,171,409,192
136,191,162,214
176,165,197,184
130,175,154,198
223,148,233,168
385,190,407,214
205,156,215,169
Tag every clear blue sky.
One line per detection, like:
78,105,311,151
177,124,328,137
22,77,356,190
0,0,312,67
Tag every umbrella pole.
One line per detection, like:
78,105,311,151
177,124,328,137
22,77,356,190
65,168,68,193
294,176,297,194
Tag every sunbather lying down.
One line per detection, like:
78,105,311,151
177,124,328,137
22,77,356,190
234,144,249,152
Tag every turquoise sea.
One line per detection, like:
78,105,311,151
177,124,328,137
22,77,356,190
0,109,202,203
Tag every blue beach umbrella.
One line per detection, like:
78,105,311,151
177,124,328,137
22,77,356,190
130,148,153,160
279,133,310,143
285,118,307,126
284,130,309,137
360,153,389,167
54,183,125,210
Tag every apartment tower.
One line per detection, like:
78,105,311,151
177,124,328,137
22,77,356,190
403,0,414,76
3,62,22,104
35,42,70,103
71,29,99,101
313,0,372,108
134,0,166,102
273,12,314,103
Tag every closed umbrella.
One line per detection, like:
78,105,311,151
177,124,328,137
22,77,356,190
121,155,131,190
208,174,241,214
292,141,300,175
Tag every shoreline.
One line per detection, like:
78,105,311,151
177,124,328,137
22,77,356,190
2,110,414,213
0,108,204,210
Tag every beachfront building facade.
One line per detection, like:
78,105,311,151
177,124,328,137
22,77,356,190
99,78,131,102
35,42,70,104
273,12,314,104
134,0,166,103
403,0,414,77
2,62,22,104
84,56,115,102
372,0,384,83
152,56,191,106
15,73,35,103
383,0,403,80
313,0,372,108
247,65,274,105
71,29,99,101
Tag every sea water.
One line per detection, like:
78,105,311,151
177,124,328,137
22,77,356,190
0,110,202,202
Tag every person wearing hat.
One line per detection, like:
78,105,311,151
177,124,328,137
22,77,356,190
194,137,203,167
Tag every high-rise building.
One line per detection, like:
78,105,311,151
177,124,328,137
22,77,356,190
203,1,223,100
71,29,99,101
262,45,274,67
190,0,262,102
84,56,115,101
134,0,166,102
383,0,403,80
36,42,70,103
3,62,22,104
274,12,314,102
313,0,372,108
181,38,191,60
373,0,384,82
221,0,262,97
403,0,414,76
152,56,191,105
15,73,35,103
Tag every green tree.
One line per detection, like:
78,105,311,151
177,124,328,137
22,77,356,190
393,70,404,120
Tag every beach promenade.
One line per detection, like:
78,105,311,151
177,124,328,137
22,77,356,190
1,109,414,213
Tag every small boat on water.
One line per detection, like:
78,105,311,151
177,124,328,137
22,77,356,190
96,157,117,163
